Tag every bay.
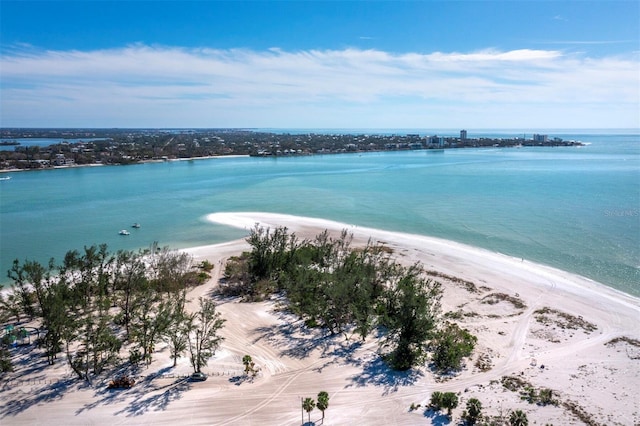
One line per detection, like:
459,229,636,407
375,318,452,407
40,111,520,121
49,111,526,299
0,138,110,151
1,131,638,296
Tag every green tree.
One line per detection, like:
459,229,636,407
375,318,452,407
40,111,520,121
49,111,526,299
431,322,477,372
302,397,315,424
162,295,189,367
187,298,226,373
465,397,482,425
317,391,329,422
0,347,13,373
441,392,458,417
59,245,120,381
148,245,193,294
113,249,148,341
430,391,444,410
0,290,23,323
381,266,442,370
130,293,174,366
6,258,69,365
247,225,298,281
509,409,528,426
242,354,254,375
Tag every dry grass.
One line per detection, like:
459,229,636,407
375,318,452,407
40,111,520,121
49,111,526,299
533,307,597,333
425,270,481,293
481,292,527,310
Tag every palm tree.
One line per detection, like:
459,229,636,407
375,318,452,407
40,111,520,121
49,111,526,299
509,409,528,426
317,391,329,422
466,398,482,425
242,354,253,375
539,388,554,405
302,397,315,424
441,392,458,417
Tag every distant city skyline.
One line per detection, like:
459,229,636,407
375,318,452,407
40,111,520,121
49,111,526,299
1,1,638,129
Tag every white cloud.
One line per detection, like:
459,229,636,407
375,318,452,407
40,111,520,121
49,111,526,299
1,45,638,128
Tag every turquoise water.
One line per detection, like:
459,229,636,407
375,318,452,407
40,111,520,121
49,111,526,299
1,132,638,296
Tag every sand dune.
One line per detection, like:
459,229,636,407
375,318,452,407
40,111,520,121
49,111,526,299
1,212,638,425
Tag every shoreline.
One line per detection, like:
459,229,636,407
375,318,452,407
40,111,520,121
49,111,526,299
2,212,639,424
0,154,251,174
200,212,640,309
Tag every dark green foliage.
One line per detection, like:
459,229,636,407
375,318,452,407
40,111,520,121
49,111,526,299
317,391,329,420
231,225,444,371
246,224,300,284
465,398,483,425
431,322,477,372
199,260,214,272
5,243,210,381
0,347,12,373
429,391,458,416
509,409,528,426
302,397,315,424
441,392,459,416
430,391,444,409
538,388,556,406
381,267,442,370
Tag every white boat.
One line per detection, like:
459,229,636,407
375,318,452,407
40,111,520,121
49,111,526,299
0,176,11,181
119,230,130,235
132,223,141,228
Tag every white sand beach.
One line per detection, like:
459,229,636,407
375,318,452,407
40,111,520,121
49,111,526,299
1,212,639,425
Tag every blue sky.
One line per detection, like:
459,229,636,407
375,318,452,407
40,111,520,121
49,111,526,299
1,1,639,129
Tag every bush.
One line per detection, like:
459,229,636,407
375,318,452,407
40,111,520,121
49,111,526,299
430,391,444,409
199,260,214,272
0,347,13,373
431,322,477,372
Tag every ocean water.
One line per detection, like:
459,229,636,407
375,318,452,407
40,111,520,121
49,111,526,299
1,131,638,296
0,138,110,151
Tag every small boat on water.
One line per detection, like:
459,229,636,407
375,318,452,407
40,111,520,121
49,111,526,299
132,223,141,228
119,230,130,235
0,176,11,181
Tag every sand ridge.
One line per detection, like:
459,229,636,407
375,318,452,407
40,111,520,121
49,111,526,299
1,212,638,425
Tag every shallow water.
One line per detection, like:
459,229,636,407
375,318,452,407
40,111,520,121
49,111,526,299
1,132,638,295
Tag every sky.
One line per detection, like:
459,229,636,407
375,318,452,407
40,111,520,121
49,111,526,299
0,0,639,129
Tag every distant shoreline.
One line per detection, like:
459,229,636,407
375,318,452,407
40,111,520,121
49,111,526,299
0,142,583,174
0,154,251,174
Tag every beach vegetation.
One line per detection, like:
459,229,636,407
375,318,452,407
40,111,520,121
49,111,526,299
481,293,526,310
242,354,258,376
509,409,528,426
162,297,189,367
429,391,458,417
380,268,442,370
0,290,23,323
441,392,459,417
0,347,13,372
199,260,214,272
463,397,482,425
429,391,444,409
186,297,225,374
302,397,315,424
431,322,477,372
233,225,447,371
533,307,597,333
538,388,556,406
4,243,223,381
317,390,329,421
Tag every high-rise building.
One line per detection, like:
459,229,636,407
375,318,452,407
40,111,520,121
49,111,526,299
533,134,548,143
460,130,467,140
